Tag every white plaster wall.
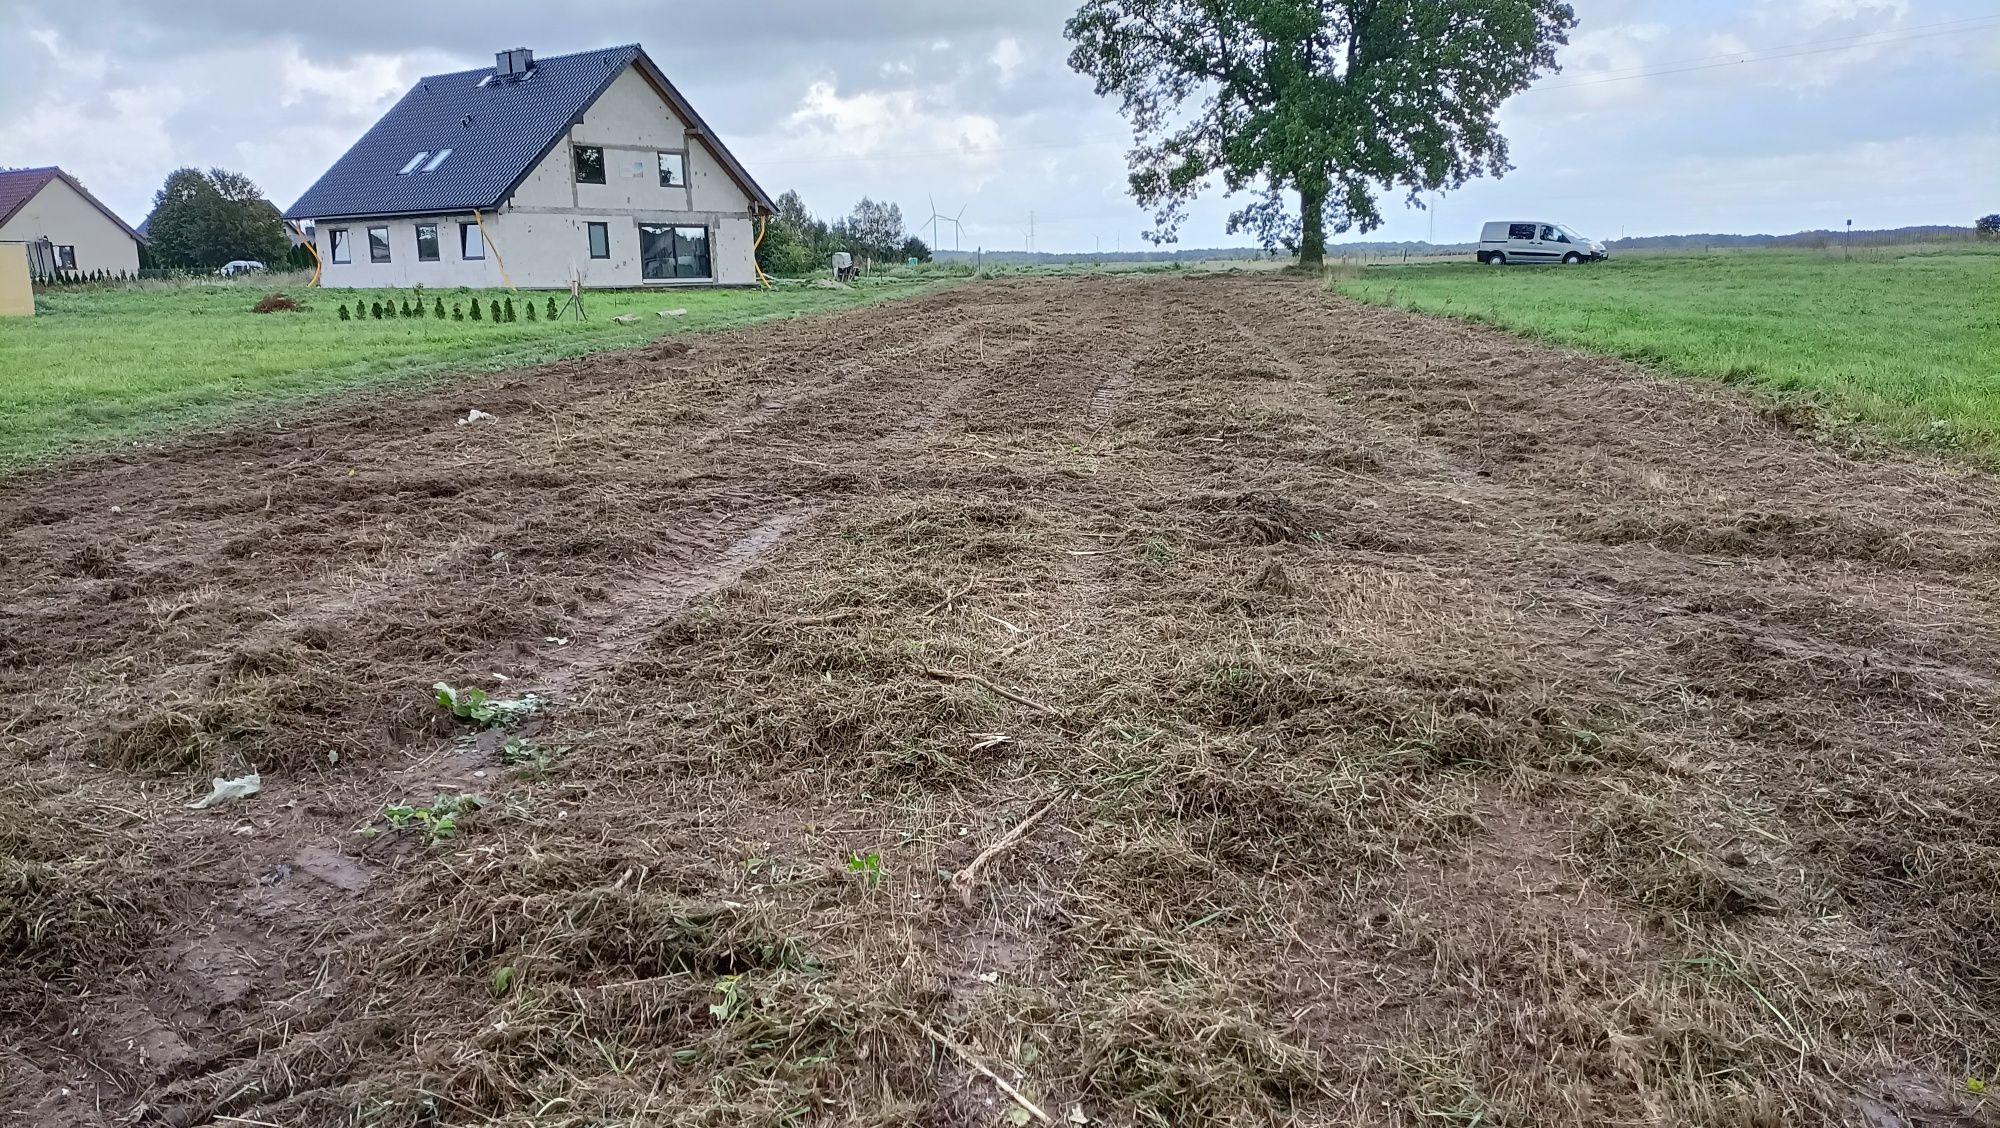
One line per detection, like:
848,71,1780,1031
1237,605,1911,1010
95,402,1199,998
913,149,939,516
314,209,754,289
0,178,141,275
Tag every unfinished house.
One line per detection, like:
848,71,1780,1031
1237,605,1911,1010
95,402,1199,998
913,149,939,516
284,45,775,289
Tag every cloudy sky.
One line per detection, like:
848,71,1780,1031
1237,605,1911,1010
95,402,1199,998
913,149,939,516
3,0,1995,252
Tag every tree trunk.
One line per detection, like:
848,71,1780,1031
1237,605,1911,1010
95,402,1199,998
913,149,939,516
1299,184,1327,268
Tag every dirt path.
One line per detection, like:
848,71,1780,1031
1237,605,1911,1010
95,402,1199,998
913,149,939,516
4,274,1998,1127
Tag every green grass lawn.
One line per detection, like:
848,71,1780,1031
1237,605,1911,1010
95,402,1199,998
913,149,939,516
0,275,942,468
1338,247,2000,454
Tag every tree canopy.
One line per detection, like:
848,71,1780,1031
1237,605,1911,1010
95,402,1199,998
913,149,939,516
756,192,919,276
1065,0,1578,265
1977,214,2000,239
147,167,290,269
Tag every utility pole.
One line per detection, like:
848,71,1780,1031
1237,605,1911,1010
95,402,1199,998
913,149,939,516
1028,211,1036,255
1845,219,1853,261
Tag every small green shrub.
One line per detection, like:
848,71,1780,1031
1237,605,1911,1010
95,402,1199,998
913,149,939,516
370,301,382,320
503,297,516,323
434,297,446,319
452,303,464,321
546,296,559,320
525,301,537,322
489,300,501,323
338,305,351,321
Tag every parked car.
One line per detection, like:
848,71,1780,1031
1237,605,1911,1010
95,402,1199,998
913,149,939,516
217,260,267,277
1477,222,1608,265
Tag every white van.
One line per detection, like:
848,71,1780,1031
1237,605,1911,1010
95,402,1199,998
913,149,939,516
1477,222,1608,265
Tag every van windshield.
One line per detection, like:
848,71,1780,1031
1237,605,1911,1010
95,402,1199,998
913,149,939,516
1559,225,1589,243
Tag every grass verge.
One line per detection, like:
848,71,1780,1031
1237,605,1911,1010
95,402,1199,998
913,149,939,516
0,274,945,469
1337,247,2000,455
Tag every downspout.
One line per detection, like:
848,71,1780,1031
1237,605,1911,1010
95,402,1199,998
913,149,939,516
471,208,516,291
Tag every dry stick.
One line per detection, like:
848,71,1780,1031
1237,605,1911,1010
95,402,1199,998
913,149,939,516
923,667,1062,717
918,1022,1052,1125
952,793,1063,908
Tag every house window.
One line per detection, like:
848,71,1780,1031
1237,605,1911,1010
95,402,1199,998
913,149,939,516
658,151,686,188
639,224,710,280
56,245,77,270
587,222,610,260
460,222,485,260
368,226,391,263
415,223,440,262
574,145,606,184
329,228,351,264
398,152,429,175
423,149,453,173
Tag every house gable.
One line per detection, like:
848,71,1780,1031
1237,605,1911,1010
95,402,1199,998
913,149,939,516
285,45,772,222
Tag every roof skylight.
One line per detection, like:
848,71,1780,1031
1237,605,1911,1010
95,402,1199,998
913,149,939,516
397,152,430,175
422,149,454,173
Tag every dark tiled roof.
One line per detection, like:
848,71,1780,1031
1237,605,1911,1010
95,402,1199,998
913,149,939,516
284,44,773,221
286,45,639,220
0,166,144,241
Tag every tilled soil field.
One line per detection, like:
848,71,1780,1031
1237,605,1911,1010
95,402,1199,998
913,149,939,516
4,273,1998,1127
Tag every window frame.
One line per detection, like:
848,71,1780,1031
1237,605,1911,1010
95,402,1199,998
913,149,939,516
55,245,77,270
328,228,351,264
460,222,486,261
657,150,688,188
586,221,611,260
422,149,453,173
573,145,607,185
638,223,712,282
398,151,430,175
415,222,441,262
367,226,391,264
1506,223,1536,242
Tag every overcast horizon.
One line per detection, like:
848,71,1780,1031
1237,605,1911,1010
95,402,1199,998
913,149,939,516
3,0,1995,254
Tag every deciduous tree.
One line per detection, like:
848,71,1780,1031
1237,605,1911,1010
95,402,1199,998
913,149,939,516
1065,0,1577,266
146,167,290,269
1977,214,2000,239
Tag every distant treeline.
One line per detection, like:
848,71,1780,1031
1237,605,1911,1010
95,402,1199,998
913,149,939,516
1604,225,1976,251
933,225,1981,264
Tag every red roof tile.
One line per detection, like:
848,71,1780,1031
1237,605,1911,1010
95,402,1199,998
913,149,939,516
0,166,143,243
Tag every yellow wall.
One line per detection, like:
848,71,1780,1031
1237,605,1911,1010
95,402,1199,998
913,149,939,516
0,177,142,276
0,243,32,317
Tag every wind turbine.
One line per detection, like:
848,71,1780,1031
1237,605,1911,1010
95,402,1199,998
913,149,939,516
925,196,968,256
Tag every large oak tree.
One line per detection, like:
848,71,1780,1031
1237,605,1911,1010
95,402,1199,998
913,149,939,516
1066,0,1578,266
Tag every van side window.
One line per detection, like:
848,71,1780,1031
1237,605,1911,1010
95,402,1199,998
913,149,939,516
1542,225,1564,242
1508,223,1536,241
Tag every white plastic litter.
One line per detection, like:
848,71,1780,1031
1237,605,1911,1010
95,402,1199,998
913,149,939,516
188,772,261,810
456,409,496,427
658,308,688,318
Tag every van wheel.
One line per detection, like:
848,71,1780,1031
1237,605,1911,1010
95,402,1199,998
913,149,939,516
1562,252,1582,264
1487,253,1506,266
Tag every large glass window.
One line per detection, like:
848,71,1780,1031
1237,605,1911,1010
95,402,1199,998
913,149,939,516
639,224,710,280
415,223,440,262
574,145,606,184
460,222,485,260
587,222,610,260
329,228,351,264
368,226,391,263
56,245,76,270
658,151,686,188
